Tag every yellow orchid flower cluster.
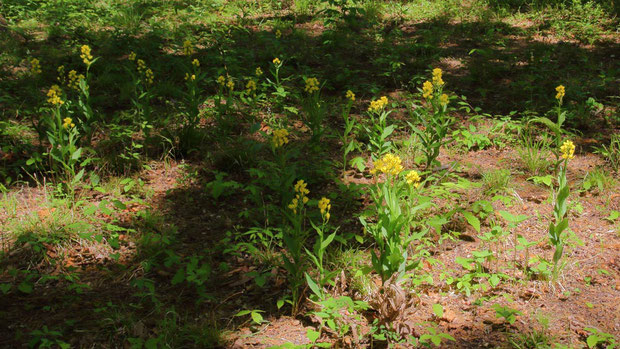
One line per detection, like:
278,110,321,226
288,180,310,214
305,77,319,93
560,140,575,160
246,79,257,94
318,197,331,221
80,45,93,66
272,128,289,148
555,85,565,101
192,59,200,68
30,58,42,75
47,85,64,106
183,40,194,56
255,67,263,77
405,170,422,188
432,68,444,87
368,96,388,113
272,57,281,65
62,117,75,129
370,153,403,176
422,68,446,101
136,59,154,85
128,51,137,61
345,90,355,101
217,75,234,90
184,73,196,81
67,70,85,91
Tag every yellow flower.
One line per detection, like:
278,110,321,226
192,59,200,68
368,96,388,113
246,79,257,94
144,68,154,85
62,117,75,129
305,77,319,93
255,67,263,76
560,140,575,160
226,78,234,90
440,93,449,107
136,59,147,73
406,171,421,188
345,90,355,101
57,65,65,83
67,70,85,91
217,75,226,86
30,58,42,75
422,80,433,99
272,57,281,65
47,85,64,106
80,45,93,66
289,179,310,214
294,179,310,196
318,197,331,221
555,85,565,101
272,128,289,148
183,39,194,55
185,73,196,81
432,68,444,87
128,51,137,61
370,153,403,176
288,197,299,214
275,29,282,39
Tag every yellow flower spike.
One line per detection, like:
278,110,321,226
226,78,234,90
345,90,355,101
318,197,331,221
432,68,444,87
246,79,257,94
371,153,403,176
128,51,137,61
272,57,281,65
47,85,64,106
368,96,388,113
62,117,73,129
440,93,449,107
30,58,42,75
271,128,289,148
80,45,93,66
255,67,263,77
555,85,565,101
275,29,282,39
192,59,200,68
406,170,422,188
422,80,433,99
183,40,194,56
57,65,65,83
67,70,85,91
305,77,319,93
217,75,226,86
144,68,154,85
560,140,575,160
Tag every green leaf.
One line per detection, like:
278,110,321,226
489,274,500,287
18,282,33,294
305,273,322,298
587,335,600,348
250,311,263,324
171,268,185,285
432,303,444,318
462,211,480,233
277,299,284,309
307,329,320,343
0,283,11,294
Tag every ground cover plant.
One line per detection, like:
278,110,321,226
0,0,619,347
